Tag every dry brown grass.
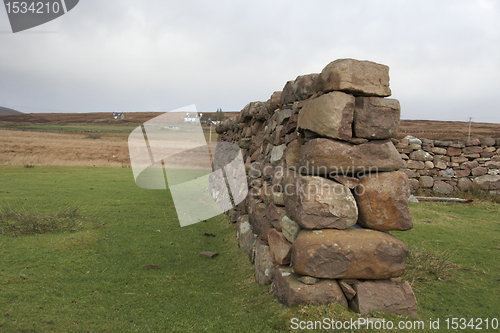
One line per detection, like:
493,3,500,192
399,120,500,141
0,128,218,168
0,130,130,167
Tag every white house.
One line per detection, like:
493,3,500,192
184,113,202,123
112,112,124,119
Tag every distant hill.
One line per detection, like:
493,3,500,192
0,106,22,116
0,109,498,141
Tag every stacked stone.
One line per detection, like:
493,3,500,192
217,59,418,317
396,136,500,194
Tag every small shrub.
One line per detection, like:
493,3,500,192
24,164,35,168
84,135,102,140
0,205,93,236
456,185,500,204
403,244,462,287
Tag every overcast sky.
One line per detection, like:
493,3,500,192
0,0,499,122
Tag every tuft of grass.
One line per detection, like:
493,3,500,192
403,244,462,287
456,184,500,204
0,205,92,236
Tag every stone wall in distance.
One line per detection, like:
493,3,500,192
396,136,500,195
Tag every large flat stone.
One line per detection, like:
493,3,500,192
313,58,391,97
283,173,358,229
299,138,405,176
268,229,292,265
291,229,408,279
474,175,500,190
353,97,400,139
269,265,348,307
298,92,354,141
347,279,418,318
354,171,413,231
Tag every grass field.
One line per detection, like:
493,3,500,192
1,165,499,332
0,166,291,332
0,130,130,167
394,201,500,320
1,122,500,332
0,127,218,168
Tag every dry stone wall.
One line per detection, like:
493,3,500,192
216,58,418,317
395,136,500,194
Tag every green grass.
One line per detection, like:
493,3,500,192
393,201,500,320
0,166,290,332
1,165,499,332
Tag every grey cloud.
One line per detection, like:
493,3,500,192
0,0,498,121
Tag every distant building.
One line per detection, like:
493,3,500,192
184,113,202,123
112,112,125,120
